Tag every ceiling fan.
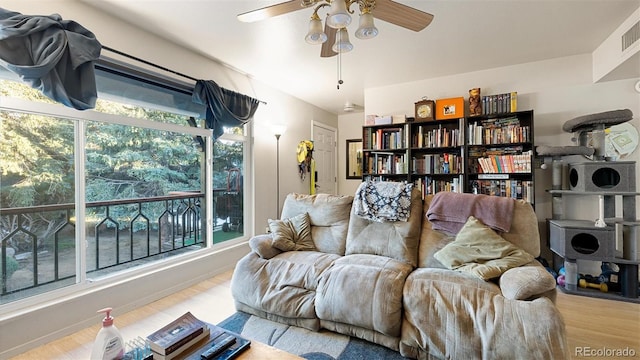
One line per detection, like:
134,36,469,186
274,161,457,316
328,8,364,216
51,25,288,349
238,0,434,58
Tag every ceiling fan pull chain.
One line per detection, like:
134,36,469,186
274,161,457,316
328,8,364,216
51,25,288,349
337,33,343,89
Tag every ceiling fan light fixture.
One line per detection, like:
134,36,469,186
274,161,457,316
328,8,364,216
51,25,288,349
355,11,378,39
343,101,356,112
332,28,353,53
326,0,352,29
305,14,327,44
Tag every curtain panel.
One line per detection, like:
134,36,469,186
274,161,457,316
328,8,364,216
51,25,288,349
0,7,101,110
192,80,260,140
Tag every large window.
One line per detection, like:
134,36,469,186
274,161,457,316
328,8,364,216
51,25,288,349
0,65,250,305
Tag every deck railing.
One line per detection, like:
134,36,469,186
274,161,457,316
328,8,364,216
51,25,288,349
0,192,204,300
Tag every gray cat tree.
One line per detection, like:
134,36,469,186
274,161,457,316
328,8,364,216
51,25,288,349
537,109,639,303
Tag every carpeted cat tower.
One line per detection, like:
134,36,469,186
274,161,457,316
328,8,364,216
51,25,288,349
537,109,639,302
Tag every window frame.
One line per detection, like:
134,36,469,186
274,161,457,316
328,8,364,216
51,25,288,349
0,91,252,314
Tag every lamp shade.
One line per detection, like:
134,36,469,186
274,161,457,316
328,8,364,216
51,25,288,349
305,16,327,44
326,0,351,29
355,12,378,39
332,28,353,53
271,124,287,136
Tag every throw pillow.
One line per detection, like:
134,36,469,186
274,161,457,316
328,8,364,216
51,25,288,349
269,212,315,252
433,216,534,280
500,265,557,300
249,234,283,259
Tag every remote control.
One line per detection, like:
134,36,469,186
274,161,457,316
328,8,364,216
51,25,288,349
200,334,236,359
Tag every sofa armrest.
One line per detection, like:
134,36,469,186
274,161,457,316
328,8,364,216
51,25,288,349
499,263,556,300
249,234,282,259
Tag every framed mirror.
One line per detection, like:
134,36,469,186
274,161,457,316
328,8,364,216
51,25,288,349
346,139,363,179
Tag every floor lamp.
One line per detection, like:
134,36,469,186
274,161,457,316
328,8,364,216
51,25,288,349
272,125,287,218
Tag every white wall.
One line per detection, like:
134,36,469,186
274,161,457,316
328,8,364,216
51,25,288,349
337,111,366,196
251,92,337,232
361,54,640,263
0,1,337,357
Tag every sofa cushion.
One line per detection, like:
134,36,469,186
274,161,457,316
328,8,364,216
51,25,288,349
316,254,414,338
418,195,540,268
231,251,340,323
269,212,314,252
416,203,453,269
401,268,569,360
499,199,540,257
433,216,534,280
281,193,353,255
500,263,557,300
345,187,423,266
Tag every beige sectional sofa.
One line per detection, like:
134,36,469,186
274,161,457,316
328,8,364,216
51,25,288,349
231,187,569,359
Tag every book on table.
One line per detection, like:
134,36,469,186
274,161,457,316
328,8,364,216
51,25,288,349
151,328,212,360
147,311,215,357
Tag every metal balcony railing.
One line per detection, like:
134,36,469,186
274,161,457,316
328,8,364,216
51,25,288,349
0,193,204,300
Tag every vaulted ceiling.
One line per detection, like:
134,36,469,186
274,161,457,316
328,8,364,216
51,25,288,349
82,0,640,115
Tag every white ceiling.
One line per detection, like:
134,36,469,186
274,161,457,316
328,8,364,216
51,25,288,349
82,0,640,115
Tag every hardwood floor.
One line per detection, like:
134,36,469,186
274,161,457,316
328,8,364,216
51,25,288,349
10,270,237,360
10,269,640,359
556,288,640,358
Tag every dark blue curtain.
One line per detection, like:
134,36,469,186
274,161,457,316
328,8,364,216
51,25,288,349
192,80,260,140
0,8,101,110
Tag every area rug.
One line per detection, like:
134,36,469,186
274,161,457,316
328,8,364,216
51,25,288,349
217,312,410,360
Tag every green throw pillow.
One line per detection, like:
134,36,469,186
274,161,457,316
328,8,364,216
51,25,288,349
268,212,315,252
433,216,534,280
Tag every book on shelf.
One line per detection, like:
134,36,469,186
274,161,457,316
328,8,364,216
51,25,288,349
467,117,529,145
416,175,463,198
364,127,406,150
147,311,212,357
470,179,533,203
474,150,532,174
413,124,461,148
364,152,407,175
480,92,517,115
412,153,462,175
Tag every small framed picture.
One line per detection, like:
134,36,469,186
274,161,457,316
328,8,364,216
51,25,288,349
346,139,363,179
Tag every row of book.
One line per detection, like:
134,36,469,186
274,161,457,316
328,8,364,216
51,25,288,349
468,117,530,145
364,152,408,175
412,153,462,175
474,151,532,174
470,180,533,203
363,127,407,150
477,92,517,116
414,176,463,199
412,125,463,148
362,176,532,203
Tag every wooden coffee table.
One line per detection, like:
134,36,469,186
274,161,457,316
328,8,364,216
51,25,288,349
234,341,303,360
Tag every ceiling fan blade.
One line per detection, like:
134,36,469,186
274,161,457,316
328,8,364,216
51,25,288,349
238,0,310,23
372,0,434,32
320,23,338,58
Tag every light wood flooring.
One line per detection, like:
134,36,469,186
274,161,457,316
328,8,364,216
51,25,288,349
10,269,640,360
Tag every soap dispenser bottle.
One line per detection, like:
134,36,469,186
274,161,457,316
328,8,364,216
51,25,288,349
90,307,124,360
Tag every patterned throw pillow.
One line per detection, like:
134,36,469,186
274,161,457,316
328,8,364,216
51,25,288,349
268,212,315,252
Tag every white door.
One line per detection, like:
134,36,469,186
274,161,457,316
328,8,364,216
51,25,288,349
312,122,337,194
